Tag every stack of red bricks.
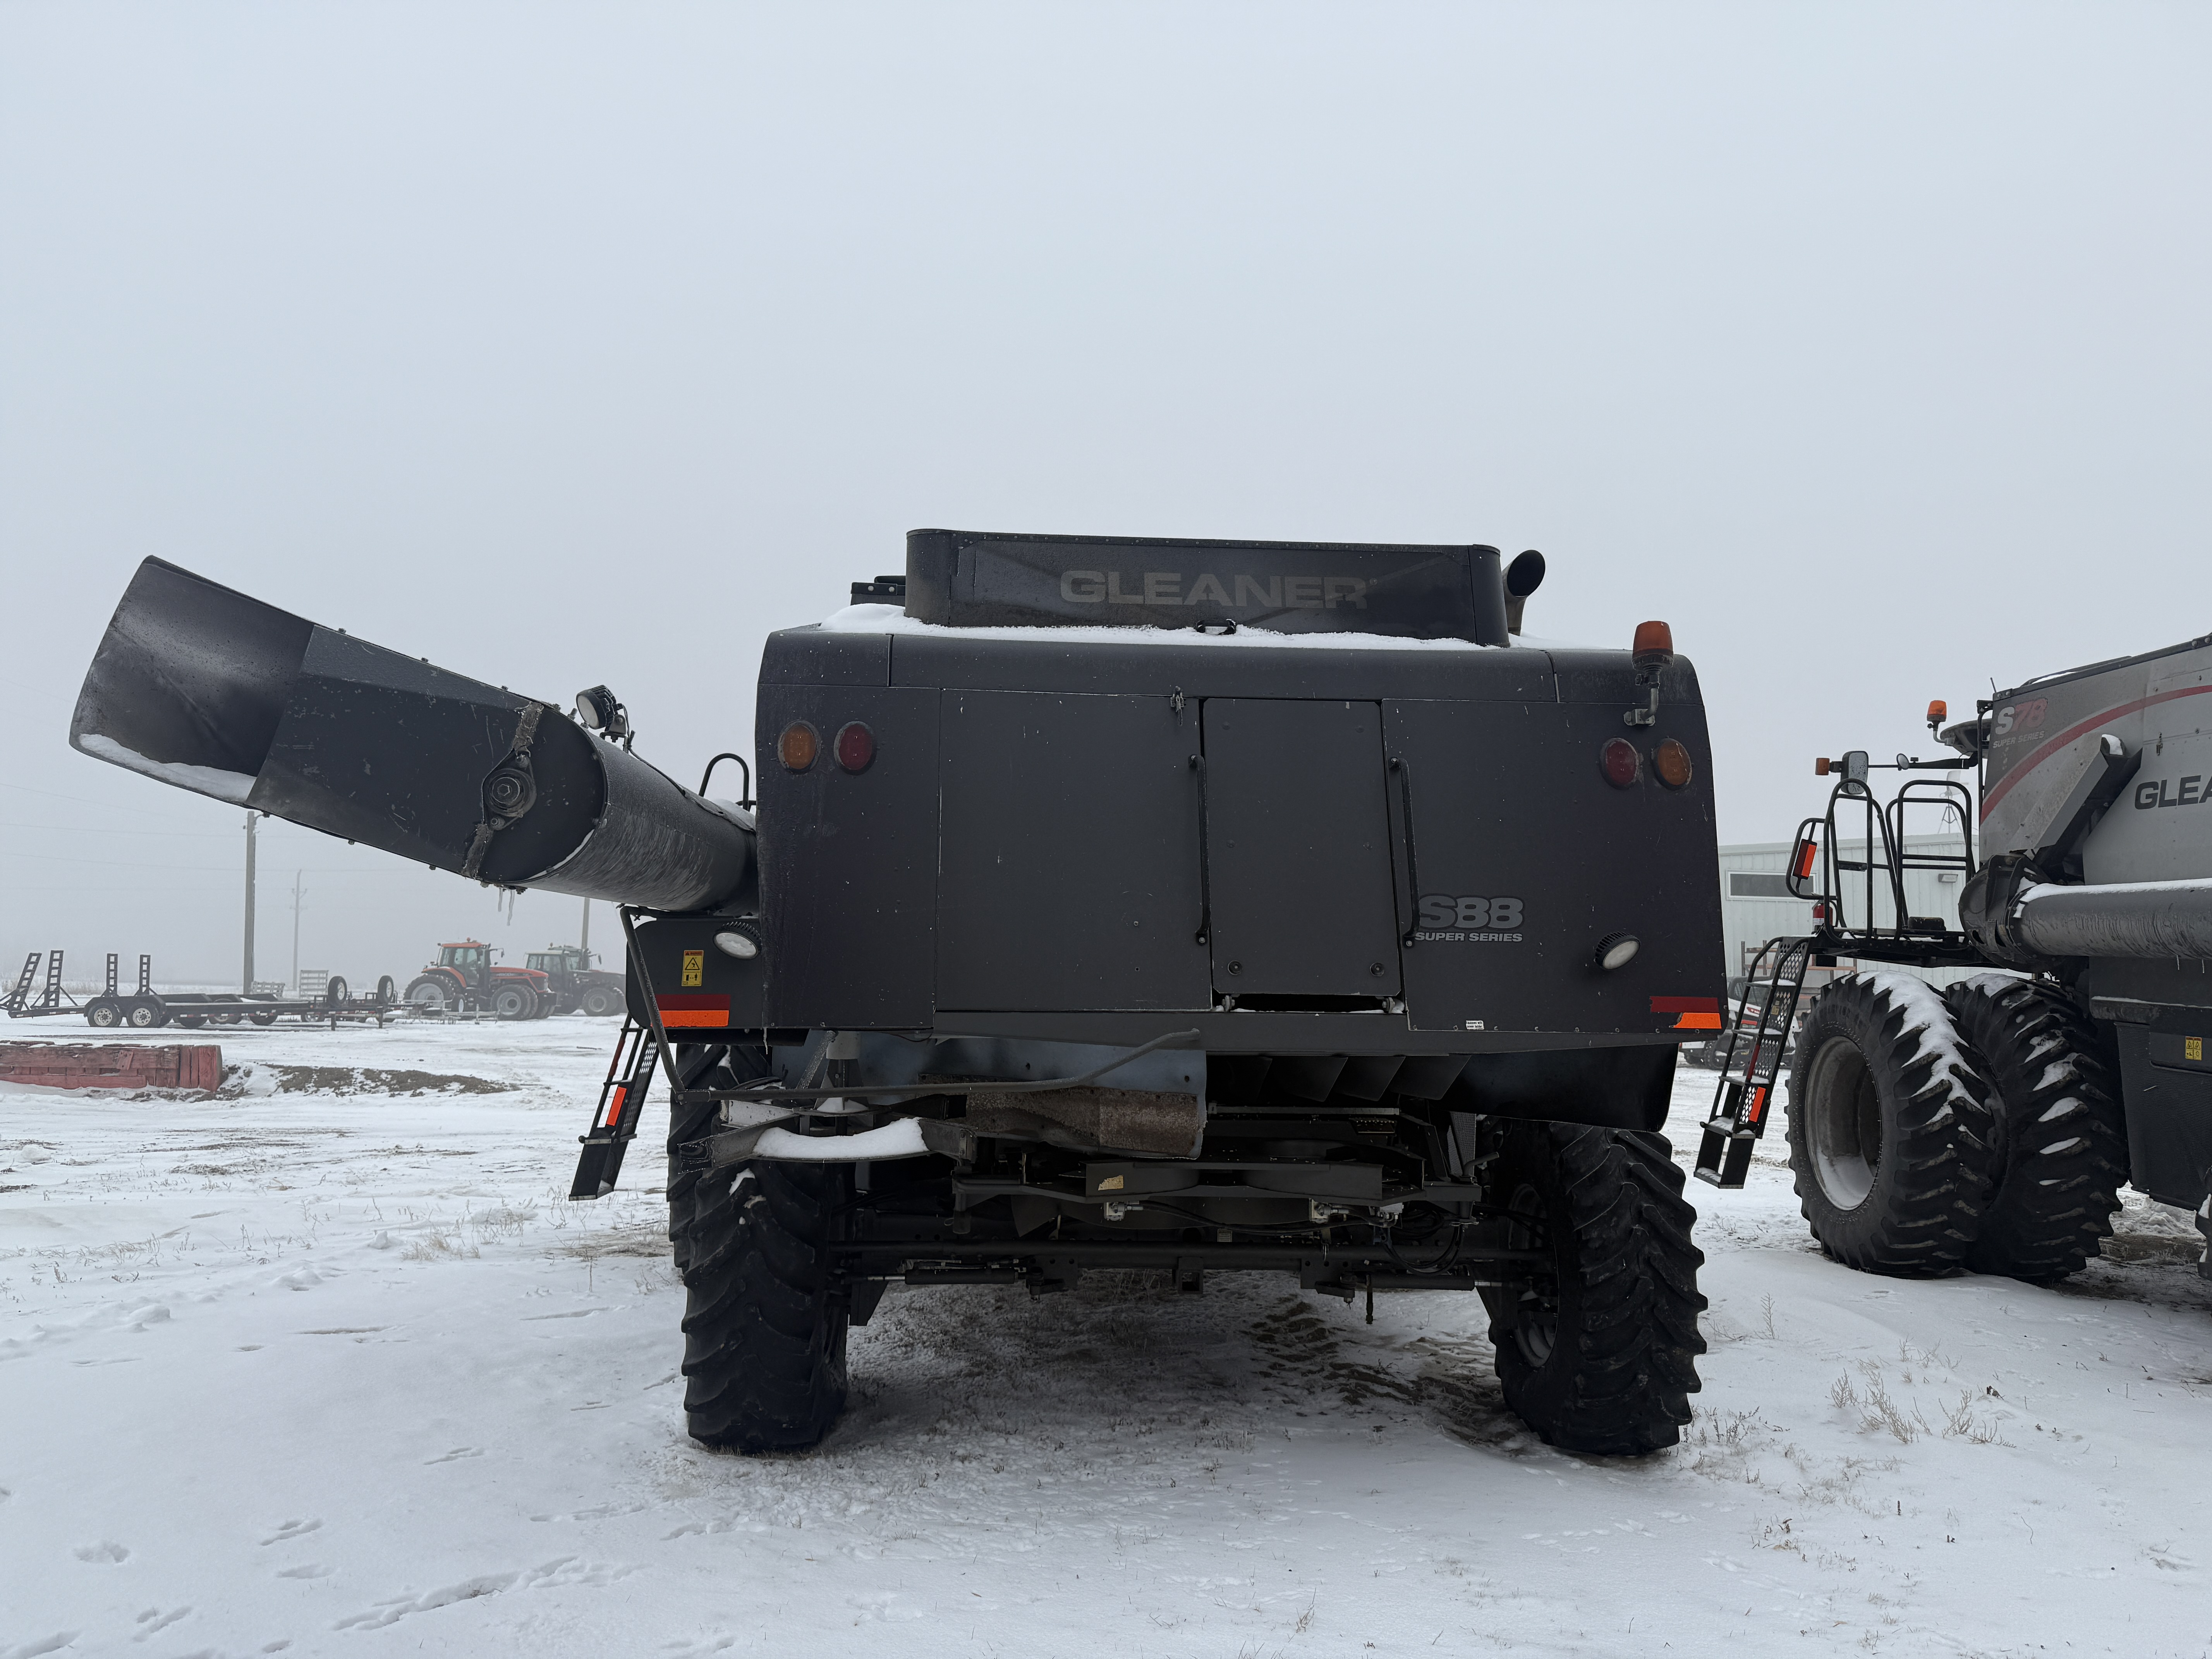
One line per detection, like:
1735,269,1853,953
0,1042,223,1093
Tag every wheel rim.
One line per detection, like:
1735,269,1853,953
1806,1034,1883,1210
90,1004,117,1027
1504,1179,1558,1367
409,984,447,1010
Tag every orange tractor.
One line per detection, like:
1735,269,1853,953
403,941,554,1019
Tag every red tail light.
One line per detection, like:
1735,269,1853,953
834,721,876,773
1599,738,1641,788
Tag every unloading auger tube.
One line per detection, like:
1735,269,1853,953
1992,876,2212,963
69,558,755,910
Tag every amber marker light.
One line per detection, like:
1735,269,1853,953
834,721,876,773
1654,738,1693,789
778,721,820,771
1600,737,1641,788
1631,620,1674,672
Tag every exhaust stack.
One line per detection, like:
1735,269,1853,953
70,558,753,912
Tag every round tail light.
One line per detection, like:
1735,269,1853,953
1600,738,1641,788
834,721,876,773
1654,738,1693,789
777,721,819,771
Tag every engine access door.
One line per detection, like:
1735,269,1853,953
1201,698,1402,1000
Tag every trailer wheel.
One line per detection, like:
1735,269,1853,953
85,997,123,1028
325,975,348,1005
126,998,164,1028
1785,973,1998,1276
374,975,397,1006
668,1048,850,1453
1479,1122,1706,1456
581,985,621,1017
249,1009,278,1026
1943,977,2128,1283
175,1014,207,1029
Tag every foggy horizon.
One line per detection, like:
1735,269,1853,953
5,3,2206,989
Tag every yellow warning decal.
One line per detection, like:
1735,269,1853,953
2189,1036,2204,1062
1097,1174,1125,1192
680,949,704,988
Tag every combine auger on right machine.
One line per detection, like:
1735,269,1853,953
1700,640,2212,1285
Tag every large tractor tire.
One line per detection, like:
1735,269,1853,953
668,1045,850,1453
580,984,622,1018
1786,973,1999,1276
405,973,455,1012
490,983,535,1021
1480,1122,1706,1456
1943,976,2128,1283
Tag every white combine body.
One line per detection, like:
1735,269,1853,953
1698,630,2212,1286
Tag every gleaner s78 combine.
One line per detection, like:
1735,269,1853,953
1698,634,2212,1285
72,532,1726,1454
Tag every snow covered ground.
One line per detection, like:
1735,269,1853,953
3,1020,2209,1659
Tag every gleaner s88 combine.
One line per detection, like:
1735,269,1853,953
72,532,1726,1454
1698,633,2212,1286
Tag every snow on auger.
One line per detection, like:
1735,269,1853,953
70,534,1728,1456
1700,635,2212,1286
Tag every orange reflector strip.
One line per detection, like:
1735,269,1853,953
1672,1013,1723,1030
656,994,731,1029
1745,1084,1768,1123
603,1084,627,1130
1793,839,1819,880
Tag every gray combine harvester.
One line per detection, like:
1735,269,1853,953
72,532,1726,1455
1698,635,2212,1285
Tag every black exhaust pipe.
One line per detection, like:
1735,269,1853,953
70,558,754,912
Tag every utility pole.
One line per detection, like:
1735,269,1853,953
242,810,258,993
290,869,306,996
580,897,591,962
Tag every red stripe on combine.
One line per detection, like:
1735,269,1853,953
1982,683,2212,818
1650,996,1721,1014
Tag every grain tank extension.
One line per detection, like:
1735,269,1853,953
73,530,1726,1457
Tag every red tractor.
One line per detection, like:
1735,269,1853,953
403,941,552,1019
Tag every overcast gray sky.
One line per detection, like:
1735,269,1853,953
3,3,2206,989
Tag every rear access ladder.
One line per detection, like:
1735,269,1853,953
1694,935,1814,1188
568,1018,662,1200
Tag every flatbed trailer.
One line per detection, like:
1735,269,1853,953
74,956,404,1029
